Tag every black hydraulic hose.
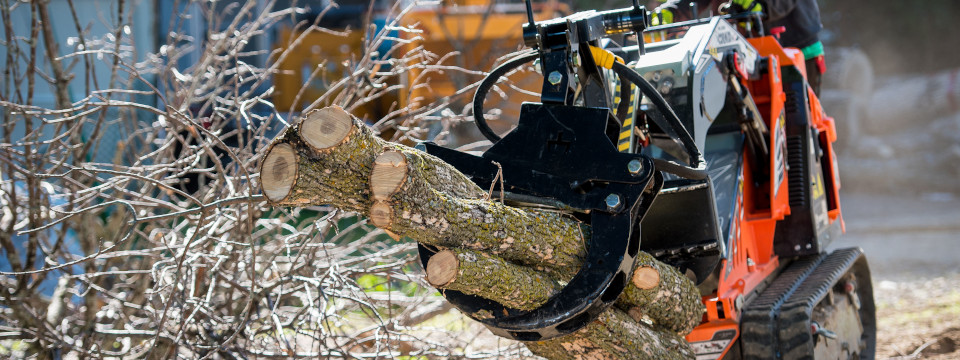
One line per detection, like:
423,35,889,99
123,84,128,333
473,50,539,143
653,158,708,180
615,71,632,120
611,61,708,179
473,51,707,180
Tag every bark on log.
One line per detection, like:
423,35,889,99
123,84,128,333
427,245,702,335
526,309,695,360
260,107,588,279
259,106,705,359
371,150,587,279
423,249,700,359
426,249,561,311
619,252,704,335
260,106,481,210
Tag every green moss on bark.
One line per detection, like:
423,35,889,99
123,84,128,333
435,248,562,311
618,252,705,335
260,106,704,360
265,107,485,210
527,309,695,360
383,166,587,280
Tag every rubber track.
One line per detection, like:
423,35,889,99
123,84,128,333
740,254,826,359
778,248,864,360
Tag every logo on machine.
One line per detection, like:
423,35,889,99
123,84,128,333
716,31,736,45
707,21,758,75
690,329,737,360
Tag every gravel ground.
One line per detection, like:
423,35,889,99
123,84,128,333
872,275,960,359
832,191,960,359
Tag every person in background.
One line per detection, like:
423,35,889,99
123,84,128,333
654,0,825,95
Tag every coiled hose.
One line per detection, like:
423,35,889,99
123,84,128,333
471,50,709,180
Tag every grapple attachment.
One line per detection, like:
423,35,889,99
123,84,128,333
418,103,661,340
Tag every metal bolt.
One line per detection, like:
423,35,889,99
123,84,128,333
627,159,643,175
811,322,839,339
605,194,621,211
547,71,563,85
659,78,674,94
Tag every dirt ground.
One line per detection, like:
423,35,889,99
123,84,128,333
832,192,960,359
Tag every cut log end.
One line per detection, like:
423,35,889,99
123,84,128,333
632,266,660,290
261,143,297,202
369,201,393,228
300,106,353,151
426,250,459,287
370,151,408,200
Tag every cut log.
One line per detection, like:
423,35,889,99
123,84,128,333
259,107,381,210
261,143,297,202
632,266,660,290
370,150,586,279
260,105,484,208
370,151,408,201
426,250,696,359
369,201,393,228
526,309,695,360
619,252,704,335
429,243,702,335
259,106,706,359
425,250,460,287
300,106,354,151
426,249,561,311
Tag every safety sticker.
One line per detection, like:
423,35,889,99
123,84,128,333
690,329,737,360
773,113,787,197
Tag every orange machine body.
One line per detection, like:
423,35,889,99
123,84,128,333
684,35,844,358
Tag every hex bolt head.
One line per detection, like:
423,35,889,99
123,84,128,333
627,159,643,175
605,194,621,211
547,71,563,85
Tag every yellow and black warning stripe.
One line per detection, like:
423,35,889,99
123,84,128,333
616,83,638,153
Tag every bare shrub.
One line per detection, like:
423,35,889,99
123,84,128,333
0,0,532,357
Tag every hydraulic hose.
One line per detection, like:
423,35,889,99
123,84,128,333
653,158,708,180
473,51,540,143
472,50,708,180
610,61,708,179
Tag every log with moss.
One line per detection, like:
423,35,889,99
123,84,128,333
259,106,705,359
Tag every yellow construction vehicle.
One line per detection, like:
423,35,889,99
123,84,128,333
273,0,568,132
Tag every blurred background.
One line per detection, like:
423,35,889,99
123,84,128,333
816,1,960,358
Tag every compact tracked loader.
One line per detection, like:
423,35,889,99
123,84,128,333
414,1,877,359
